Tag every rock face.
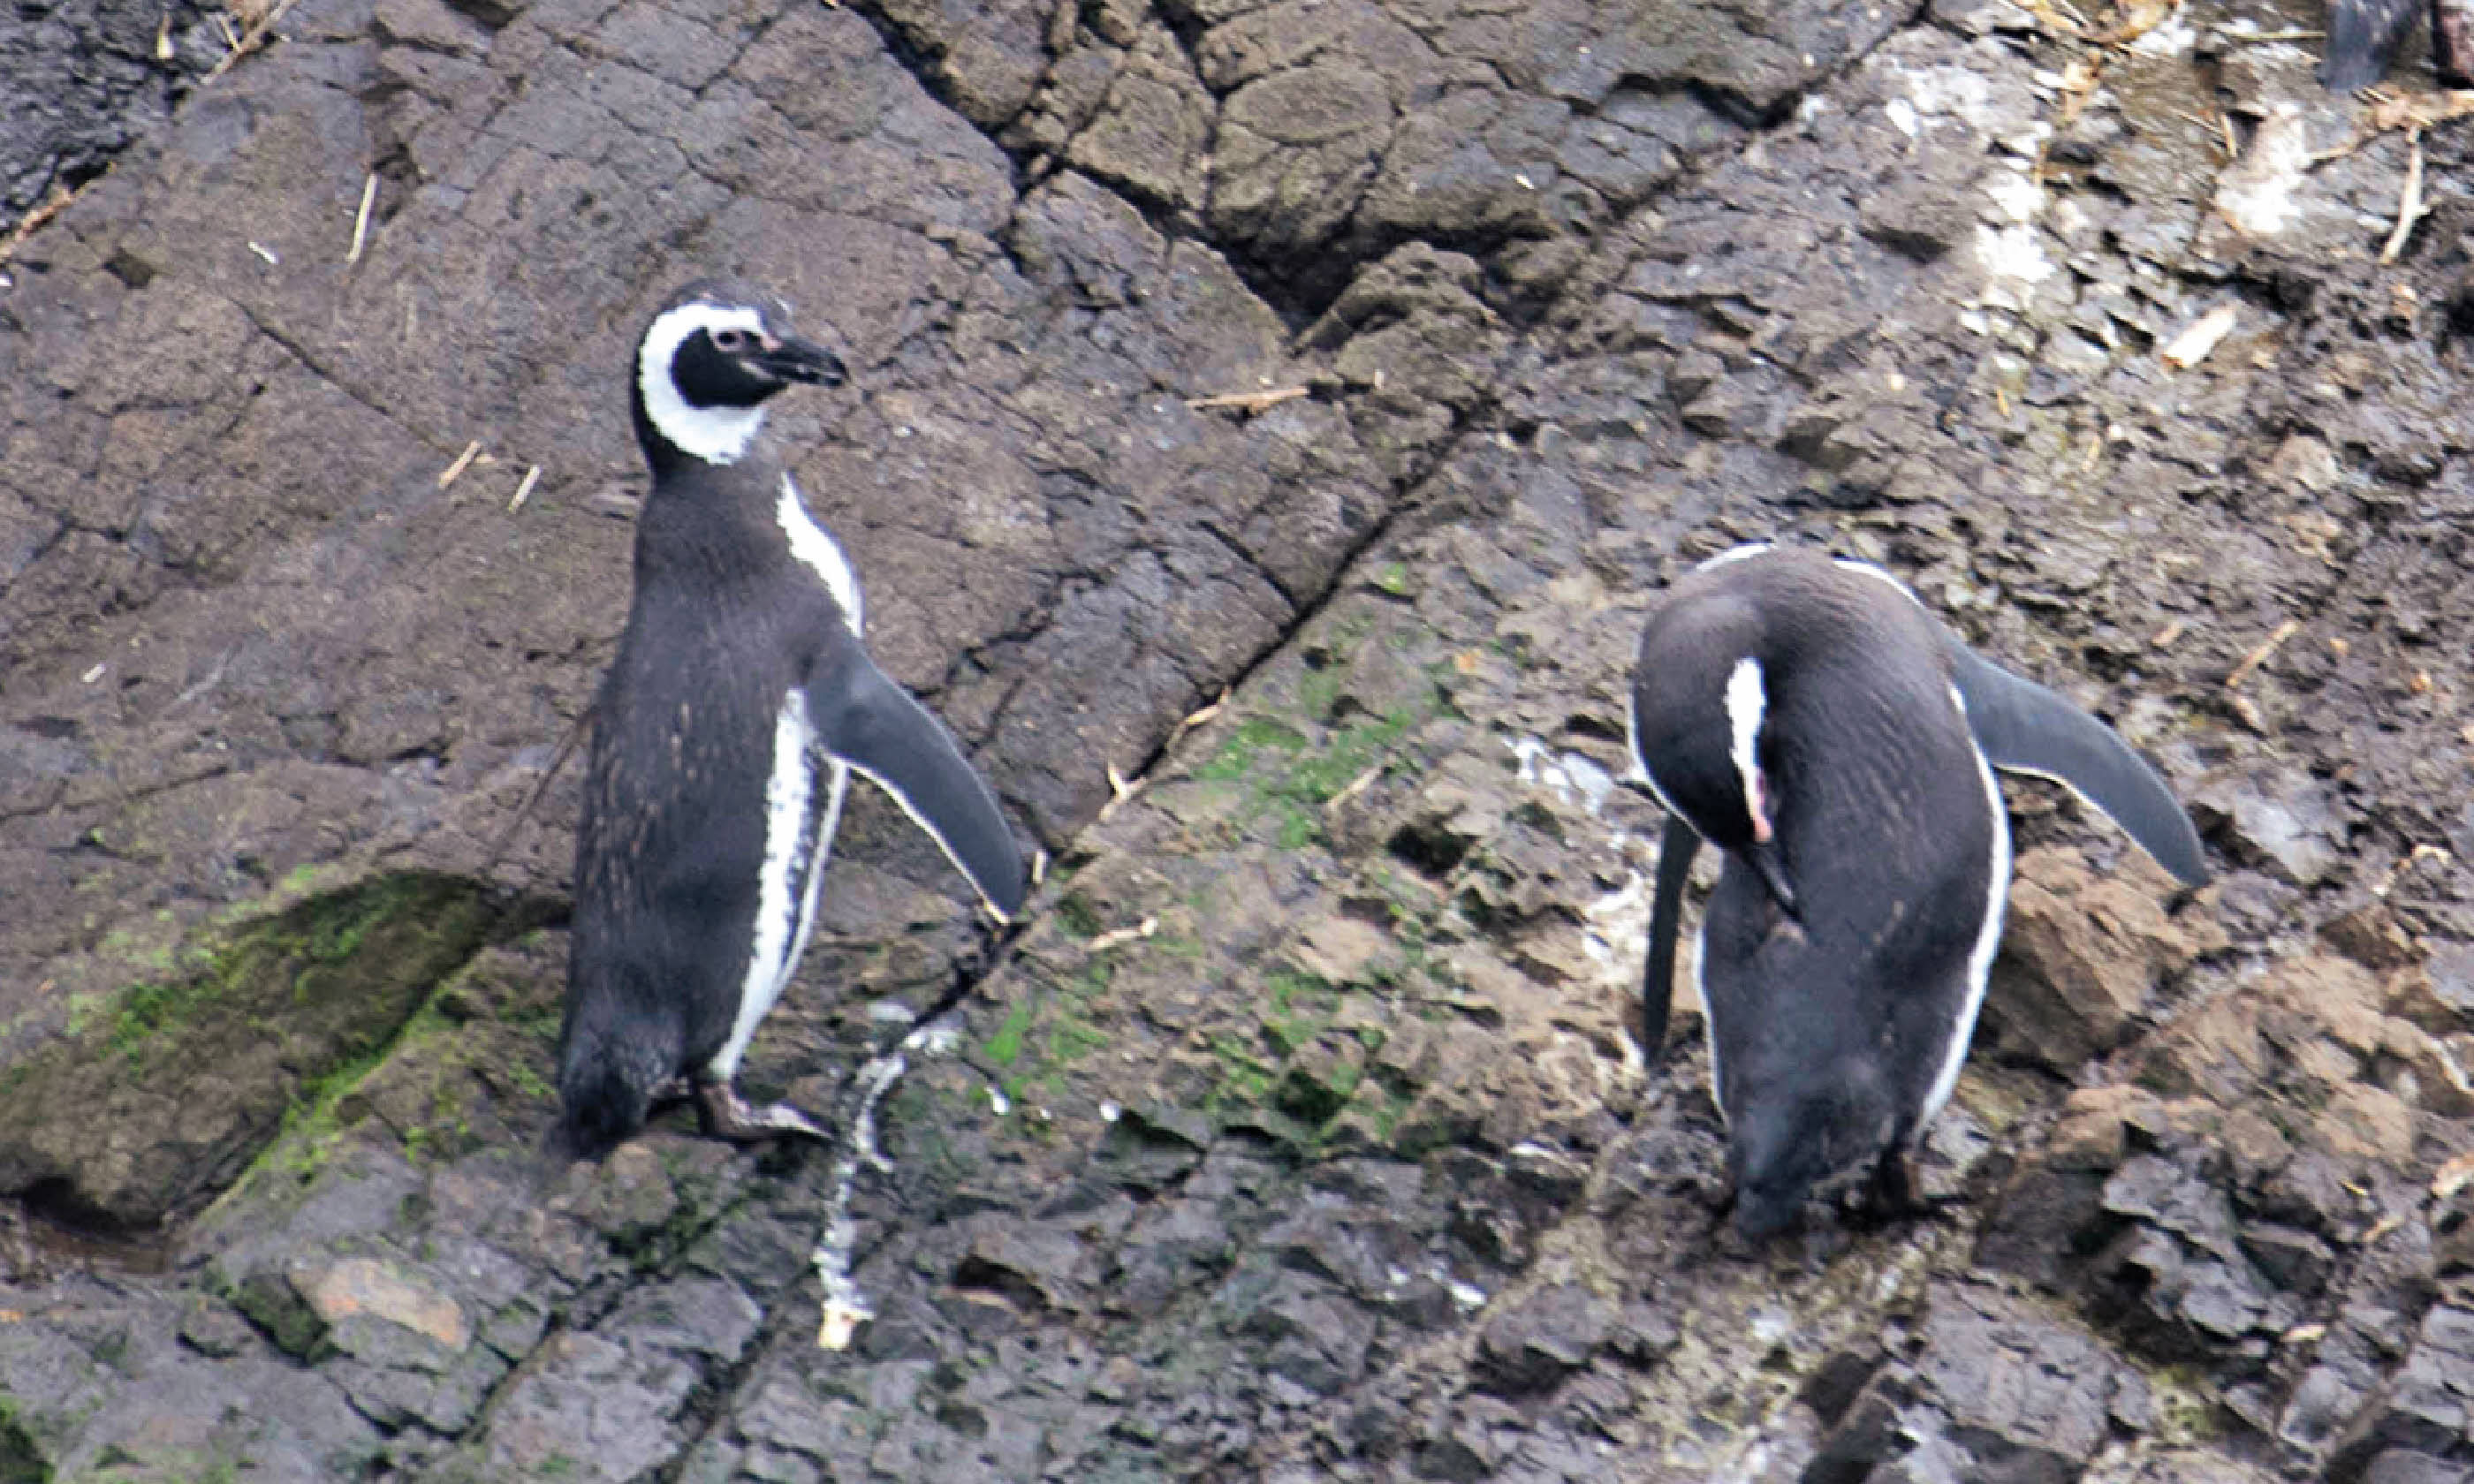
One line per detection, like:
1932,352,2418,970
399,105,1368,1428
4,0,2474,1478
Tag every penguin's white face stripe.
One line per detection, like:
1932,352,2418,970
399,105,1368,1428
1916,682,2013,1131
1723,656,1771,841
1696,541,1775,572
711,693,830,1084
639,302,770,466
1833,555,1926,608
846,761,1015,925
778,475,863,634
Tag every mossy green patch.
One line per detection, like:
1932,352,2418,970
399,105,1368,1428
0,1396,49,1484
1053,893,1104,940
984,996,1037,1069
0,873,552,1229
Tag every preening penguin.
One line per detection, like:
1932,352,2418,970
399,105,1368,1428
558,279,1029,1160
1628,545,2207,1238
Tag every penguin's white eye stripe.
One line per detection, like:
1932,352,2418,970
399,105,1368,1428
1724,656,1766,822
637,302,770,464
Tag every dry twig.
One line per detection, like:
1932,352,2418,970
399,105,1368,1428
2225,618,2300,688
2162,305,2239,369
2311,88,2474,165
1184,386,1309,414
437,440,483,488
1087,917,1159,953
200,0,299,83
0,185,79,266
345,172,377,265
2379,129,2426,263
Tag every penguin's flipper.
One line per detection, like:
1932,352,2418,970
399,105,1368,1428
806,649,1029,921
1946,643,2210,887
1642,813,1701,1058
2321,0,2420,89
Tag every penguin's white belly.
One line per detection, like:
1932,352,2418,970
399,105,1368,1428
709,691,850,1083
1913,693,2014,1132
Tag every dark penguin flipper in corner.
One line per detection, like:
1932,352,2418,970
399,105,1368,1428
807,647,1029,922
2321,0,2422,88
1944,641,2209,888
1641,812,1701,1059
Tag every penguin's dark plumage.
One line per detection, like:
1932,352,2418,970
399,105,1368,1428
558,279,1028,1160
2323,0,2471,88
1629,545,2206,1238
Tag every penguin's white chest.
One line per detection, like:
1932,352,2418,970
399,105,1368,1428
710,692,850,1083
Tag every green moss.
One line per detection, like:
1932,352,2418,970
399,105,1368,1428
1053,893,1104,940
0,1396,49,1484
1195,717,1309,783
2145,1365,2224,1446
984,997,1037,1069
105,874,488,1074
1372,562,1412,596
1296,666,1344,720
8,874,558,1225
1046,1019,1111,1064
1262,970,1337,1055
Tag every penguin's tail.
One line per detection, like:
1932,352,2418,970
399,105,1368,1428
553,1030,674,1162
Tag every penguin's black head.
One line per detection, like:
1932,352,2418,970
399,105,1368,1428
1726,1069,1896,1240
1630,573,1798,914
631,278,848,468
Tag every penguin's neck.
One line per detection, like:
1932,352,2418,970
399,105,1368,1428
634,444,793,587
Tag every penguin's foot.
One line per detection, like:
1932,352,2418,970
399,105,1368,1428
694,1081,831,1142
650,1075,694,1105
1845,1153,1968,1230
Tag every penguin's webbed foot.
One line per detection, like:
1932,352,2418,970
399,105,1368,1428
650,1074,694,1106
694,1081,831,1143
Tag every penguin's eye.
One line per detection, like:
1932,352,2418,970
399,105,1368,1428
710,328,749,353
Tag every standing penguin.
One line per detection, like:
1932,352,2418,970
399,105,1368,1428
558,279,1028,1159
1629,545,2207,1238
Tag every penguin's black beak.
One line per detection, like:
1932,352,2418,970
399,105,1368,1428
1748,839,1799,919
757,334,846,389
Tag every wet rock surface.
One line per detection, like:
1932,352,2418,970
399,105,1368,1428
4,0,2474,1478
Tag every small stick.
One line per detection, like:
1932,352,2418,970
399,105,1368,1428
437,439,482,488
2225,619,2300,688
1087,916,1158,953
2379,130,2425,265
477,706,592,876
345,172,377,265
1324,760,1385,814
199,0,297,84
508,465,542,512
0,184,79,265
1097,761,1145,822
1175,688,1229,735
1184,386,1309,414
2216,26,2324,41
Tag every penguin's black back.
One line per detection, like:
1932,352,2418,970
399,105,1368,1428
559,451,855,1155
